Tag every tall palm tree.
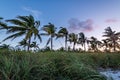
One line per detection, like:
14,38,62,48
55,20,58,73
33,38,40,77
42,23,56,50
4,15,42,51
56,27,68,50
78,32,86,51
68,33,78,51
103,27,120,52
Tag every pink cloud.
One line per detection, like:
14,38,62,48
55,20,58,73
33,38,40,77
68,18,94,32
82,26,93,32
105,19,119,23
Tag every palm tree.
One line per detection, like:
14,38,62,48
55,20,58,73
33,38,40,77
18,39,28,50
87,36,102,52
0,44,12,50
42,23,56,50
30,41,40,51
56,27,68,50
102,39,113,52
78,32,87,51
103,27,120,52
102,39,109,51
68,33,78,51
4,15,42,51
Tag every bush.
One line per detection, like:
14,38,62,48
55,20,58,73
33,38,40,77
0,51,116,80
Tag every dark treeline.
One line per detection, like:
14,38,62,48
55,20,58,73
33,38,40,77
0,15,120,52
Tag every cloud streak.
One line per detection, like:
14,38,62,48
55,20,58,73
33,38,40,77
23,7,42,19
68,18,94,33
105,18,119,23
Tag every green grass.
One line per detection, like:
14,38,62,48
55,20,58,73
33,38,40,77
0,50,119,80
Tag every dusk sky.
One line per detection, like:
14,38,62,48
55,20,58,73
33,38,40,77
0,0,120,49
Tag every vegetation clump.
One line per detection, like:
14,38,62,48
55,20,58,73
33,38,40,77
0,51,120,80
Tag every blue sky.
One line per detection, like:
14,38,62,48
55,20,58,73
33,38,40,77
0,0,120,49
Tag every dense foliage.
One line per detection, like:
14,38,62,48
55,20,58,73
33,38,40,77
0,50,120,80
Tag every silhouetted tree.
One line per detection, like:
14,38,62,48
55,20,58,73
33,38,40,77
42,23,56,50
78,32,87,51
56,27,68,50
87,36,102,52
5,15,42,51
68,33,78,51
103,27,120,52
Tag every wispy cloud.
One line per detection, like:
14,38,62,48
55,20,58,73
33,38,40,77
68,18,94,33
22,6,42,19
105,18,119,23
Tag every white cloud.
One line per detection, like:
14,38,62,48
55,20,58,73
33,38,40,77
22,6,42,19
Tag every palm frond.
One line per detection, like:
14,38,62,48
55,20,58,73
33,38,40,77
0,18,8,30
0,17,3,19
0,22,8,30
37,34,42,42
6,19,27,27
2,31,25,41
17,15,30,23
40,33,49,36
35,21,40,28
6,26,27,34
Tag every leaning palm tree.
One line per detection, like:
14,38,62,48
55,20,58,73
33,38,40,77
103,27,120,52
56,27,68,50
78,32,87,51
68,33,78,51
42,23,56,50
4,15,42,51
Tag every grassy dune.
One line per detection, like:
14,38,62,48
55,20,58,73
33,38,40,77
0,50,120,80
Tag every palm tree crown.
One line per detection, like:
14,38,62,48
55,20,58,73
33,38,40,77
78,32,87,51
4,15,42,51
68,33,78,51
56,27,68,50
42,23,56,50
103,27,120,51
87,36,102,52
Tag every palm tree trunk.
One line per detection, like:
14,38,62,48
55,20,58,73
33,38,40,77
24,46,26,51
105,44,107,51
27,38,31,51
73,42,75,51
51,35,53,50
113,41,116,52
65,35,67,51
84,43,86,51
